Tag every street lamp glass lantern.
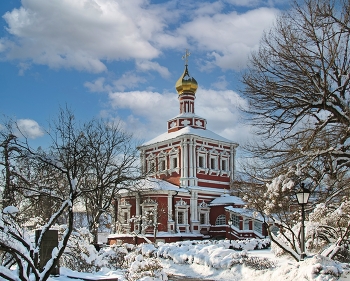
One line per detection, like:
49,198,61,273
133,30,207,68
228,218,233,226
296,184,310,205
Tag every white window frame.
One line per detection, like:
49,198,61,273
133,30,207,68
198,201,210,225
210,157,217,170
208,148,219,174
149,161,155,173
171,157,178,169
177,211,184,224
175,198,189,232
117,198,132,233
219,151,230,176
140,198,158,235
198,155,205,168
215,214,226,226
221,158,227,171
231,214,240,228
254,220,263,234
169,148,179,173
157,151,167,174
146,153,156,174
243,219,250,230
160,159,166,171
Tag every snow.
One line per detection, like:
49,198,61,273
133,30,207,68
118,177,237,198
141,126,237,147
2,205,19,214
225,207,265,222
118,178,182,194
47,240,350,281
210,194,245,206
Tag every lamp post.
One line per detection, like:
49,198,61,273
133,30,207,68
228,218,233,244
295,183,310,261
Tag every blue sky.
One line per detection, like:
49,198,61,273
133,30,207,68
0,0,289,148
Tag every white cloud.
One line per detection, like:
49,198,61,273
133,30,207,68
211,75,229,90
112,73,148,91
193,1,224,16
176,7,279,70
106,87,252,144
108,90,178,121
0,38,7,52
106,90,177,140
136,60,171,78
225,0,264,7
84,73,149,92
195,88,250,141
1,0,281,74
16,119,44,139
84,77,110,92
18,62,31,76
2,0,165,72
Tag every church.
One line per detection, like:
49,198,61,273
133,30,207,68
108,52,268,245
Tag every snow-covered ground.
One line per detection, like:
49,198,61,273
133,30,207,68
48,239,350,281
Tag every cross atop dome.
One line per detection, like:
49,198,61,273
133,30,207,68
175,50,198,95
182,49,191,66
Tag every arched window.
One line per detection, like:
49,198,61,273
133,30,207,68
215,214,226,225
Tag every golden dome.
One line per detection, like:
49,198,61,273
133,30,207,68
175,65,198,95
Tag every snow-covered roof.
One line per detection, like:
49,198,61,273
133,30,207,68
209,194,245,206
141,126,236,147
225,207,265,222
118,178,232,196
118,178,184,194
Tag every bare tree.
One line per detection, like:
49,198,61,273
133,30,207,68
0,109,88,280
80,119,142,244
242,0,350,185
0,107,143,280
240,0,350,260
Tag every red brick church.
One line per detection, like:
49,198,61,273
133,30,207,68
108,52,267,245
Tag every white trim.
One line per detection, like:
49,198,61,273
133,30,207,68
197,178,230,185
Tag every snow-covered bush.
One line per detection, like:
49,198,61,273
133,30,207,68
309,254,345,279
61,227,102,272
123,253,167,281
104,244,129,269
241,254,276,270
225,238,270,251
307,202,350,262
156,239,275,270
61,227,128,272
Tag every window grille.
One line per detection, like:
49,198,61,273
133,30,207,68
231,214,240,228
254,221,263,234
215,214,226,225
177,212,184,224
200,213,206,224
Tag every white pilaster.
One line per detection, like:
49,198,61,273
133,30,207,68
191,190,198,221
136,193,140,217
230,145,235,181
168,192,173,221
182,139,189,186
189,138,193,180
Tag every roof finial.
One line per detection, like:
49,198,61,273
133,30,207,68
182,49,191,66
